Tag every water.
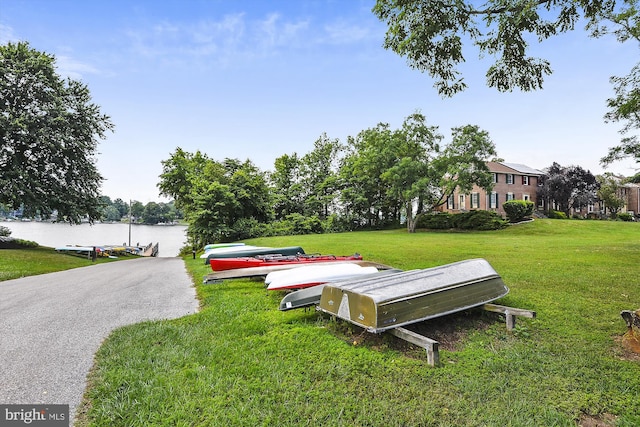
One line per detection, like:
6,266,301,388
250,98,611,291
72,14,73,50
1,221,188,257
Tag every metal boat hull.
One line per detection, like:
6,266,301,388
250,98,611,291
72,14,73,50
318,258,509,333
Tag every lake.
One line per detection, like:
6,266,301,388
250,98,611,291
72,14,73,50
1,221,189,257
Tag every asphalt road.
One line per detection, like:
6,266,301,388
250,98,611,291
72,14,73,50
0,257,199,423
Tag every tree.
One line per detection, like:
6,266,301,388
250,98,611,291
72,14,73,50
537,163,599,215
270,153,304,219
373,1,640,167
157,148,211,210
599,3,640,167
341,113,496,233
340,123,405,228
110,198,128,218
602,62,640,167
158,149,272,246
373,1,628,95
130,200,145,221
385,122,497,233
597,173,627,217
299,133,343,219
142,202,162,224
0,42,114,223
379,113,442,232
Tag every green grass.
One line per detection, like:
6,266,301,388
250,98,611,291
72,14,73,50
0,246,118,281
53,220,640,425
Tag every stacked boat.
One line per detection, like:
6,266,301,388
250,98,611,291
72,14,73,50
201,244,305,265
201,242,510,332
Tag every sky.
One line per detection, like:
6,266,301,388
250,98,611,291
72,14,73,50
1,0,638,203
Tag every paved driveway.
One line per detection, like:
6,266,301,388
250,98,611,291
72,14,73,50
0,257,199,423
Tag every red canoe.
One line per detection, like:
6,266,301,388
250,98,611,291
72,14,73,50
209,253,362,272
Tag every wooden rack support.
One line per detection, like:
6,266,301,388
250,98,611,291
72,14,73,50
386,304,536,367
389,327,440,366
481,303,536,331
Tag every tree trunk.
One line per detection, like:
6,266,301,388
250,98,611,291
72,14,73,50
406,202,416,233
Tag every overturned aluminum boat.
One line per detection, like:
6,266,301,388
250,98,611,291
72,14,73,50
317,258,509,333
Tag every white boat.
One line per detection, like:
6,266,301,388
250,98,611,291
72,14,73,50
203,242,246,251
266,263,379,290
199,245,265,259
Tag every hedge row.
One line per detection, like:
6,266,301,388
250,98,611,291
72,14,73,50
416,210,508,231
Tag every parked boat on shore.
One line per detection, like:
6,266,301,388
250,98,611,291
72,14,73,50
266,263,378,290
203,246,305,265
209,253,362,272
203,242,246,251
318,258,509,333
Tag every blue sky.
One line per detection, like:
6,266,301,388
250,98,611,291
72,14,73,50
1,0,637,202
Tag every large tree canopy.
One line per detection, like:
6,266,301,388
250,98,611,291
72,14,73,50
373,0,624,96
0,42,113,223
537,162,599,215
373,0,640,166
158,149,272,245
342,112,496,232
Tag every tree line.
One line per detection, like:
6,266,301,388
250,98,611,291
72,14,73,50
158,115,499,246
98,197,183,225
0,198,183,225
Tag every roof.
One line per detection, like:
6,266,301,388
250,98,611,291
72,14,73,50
498,162,545,176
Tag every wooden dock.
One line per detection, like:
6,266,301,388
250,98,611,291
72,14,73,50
55,242,159,259
142,242,159,257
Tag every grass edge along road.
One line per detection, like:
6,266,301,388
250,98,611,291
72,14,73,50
0,246,118,281
9,220,640,426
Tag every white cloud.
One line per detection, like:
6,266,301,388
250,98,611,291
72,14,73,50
323,20,372,44
121,11,359,68
55,55,100,80
0,24,18,44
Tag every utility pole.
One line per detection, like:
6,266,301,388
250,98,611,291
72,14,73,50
128,199,132,246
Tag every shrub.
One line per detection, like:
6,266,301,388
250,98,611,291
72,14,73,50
416,211,507,231
322,213,349,233
227,218,266,241
284,213,323,234
0,236,38,249
0,226,11,237
617,212,633,222
547,210,568,219
415,212,454,229
453,210,508,230
261,214,324,237
502,200,534,222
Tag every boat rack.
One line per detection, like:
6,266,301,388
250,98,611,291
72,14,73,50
388,303,536,366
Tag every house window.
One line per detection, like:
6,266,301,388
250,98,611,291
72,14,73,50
523,194,530,201
490,192,498,209
459,194,465,210
492,173,498,183
447,194,455,209
588,203,594,213
507,192,514,201
523,176,530,185
471,192,480,209
507,174,514,184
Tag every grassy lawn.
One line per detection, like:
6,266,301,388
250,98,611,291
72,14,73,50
0,246,118,281
51,220,640,425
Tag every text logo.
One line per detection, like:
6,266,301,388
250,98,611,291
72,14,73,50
0,405,68,426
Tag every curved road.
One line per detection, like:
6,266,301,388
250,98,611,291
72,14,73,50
0,257,199,423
